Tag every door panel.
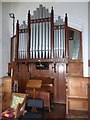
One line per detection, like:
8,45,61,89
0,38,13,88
54,63,66,103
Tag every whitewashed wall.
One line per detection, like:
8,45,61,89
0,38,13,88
0,2,2,84
2,3,11,76
2,2,88,76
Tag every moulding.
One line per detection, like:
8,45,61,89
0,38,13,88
88,60,90,67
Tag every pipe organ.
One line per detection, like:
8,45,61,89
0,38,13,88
8,4,83,104
11,5,69,62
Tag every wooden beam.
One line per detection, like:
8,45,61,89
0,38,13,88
27,10,30,59
65,13,69,58
51,7,54,58
15,20,19,60
88,60,90,67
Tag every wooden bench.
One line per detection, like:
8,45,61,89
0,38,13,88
26,77,54,111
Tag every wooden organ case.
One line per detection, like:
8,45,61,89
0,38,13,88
8,4,83,105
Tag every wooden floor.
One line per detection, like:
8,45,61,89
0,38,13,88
44,103,65,119
20,103,88,120
44,103,66,119
66,110,88,120
43,103,88,120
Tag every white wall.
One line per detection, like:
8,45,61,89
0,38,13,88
0,2,2,82
2,2,88,76
2,3,11,76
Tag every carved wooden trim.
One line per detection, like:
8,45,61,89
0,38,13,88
15,20,19,60
89,60,90,67
51,7,54,58
65,13,68,58
27,10,30,59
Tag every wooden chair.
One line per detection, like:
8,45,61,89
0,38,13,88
2,92,27,119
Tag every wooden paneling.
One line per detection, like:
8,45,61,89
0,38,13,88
2,76,12,92
30,63,54,78
11,63,30,93
66,77,88,114
54,63,66,103
67,77,88,98
69,99,88,111
18,64,30,93
11,62,66,103
68,61,83,77
88,83,90,119
30,63,66,103
12,62,19,80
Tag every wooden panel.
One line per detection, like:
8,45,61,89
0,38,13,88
68,61,83,76
66,77,89,112
2,92,12,112
11,62,66,103
67,77,88,98
12,63,30,93
12,62,19,80
30,62,66,103
54,63,66,103
30,63,53,78
2,76,12,92
18,64,30,93
69,99,88,111
88,84,90,119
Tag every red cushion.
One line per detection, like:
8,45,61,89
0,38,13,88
2,108,15,118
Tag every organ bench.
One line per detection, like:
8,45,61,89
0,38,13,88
26,77,54,111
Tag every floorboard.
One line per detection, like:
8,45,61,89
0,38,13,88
20,103,88,120
44,103,66,119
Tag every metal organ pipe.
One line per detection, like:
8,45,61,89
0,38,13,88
31,21,33,59
43,7,45,59
33,12,35,59
33,12,36,58
29,5,52,59
58,16,61,58
40,5,43,59
27,10,30,59
48,13,51,59
46,9,49,59
36,8,39,58
14,5,68,60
